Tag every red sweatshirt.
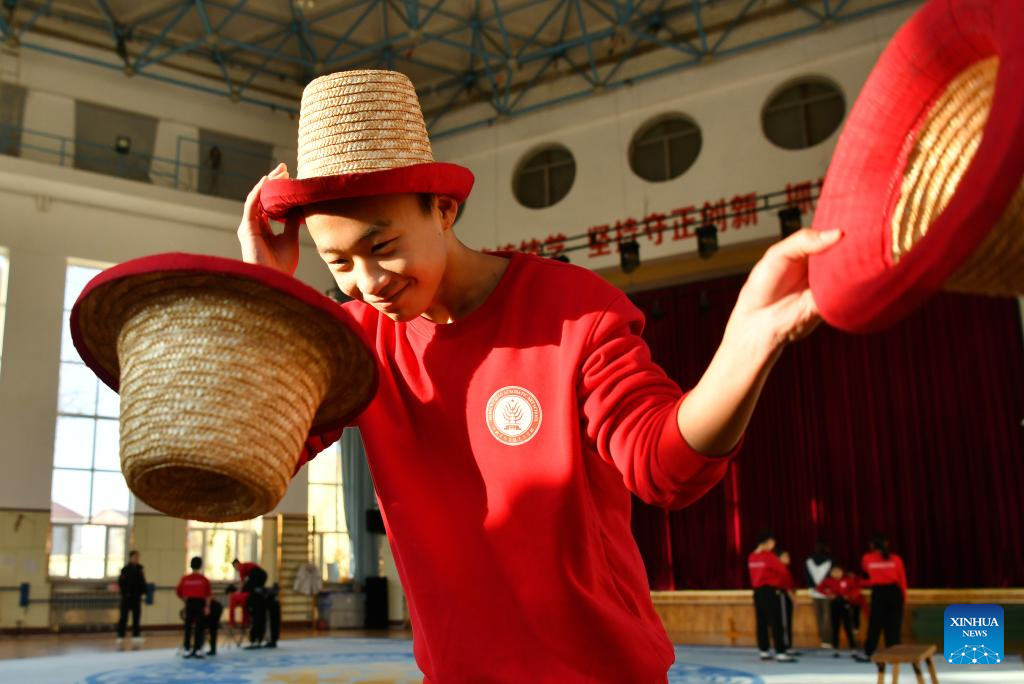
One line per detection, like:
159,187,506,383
176,572,211,600
747,551,790,589
862,551,908,600
817,575,866,609
301,253,739,683
235,561,257,582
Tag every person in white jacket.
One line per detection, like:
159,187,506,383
805,542,834,648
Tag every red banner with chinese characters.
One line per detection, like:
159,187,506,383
488,178,824,258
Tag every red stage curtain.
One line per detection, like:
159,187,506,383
629,274,1024,590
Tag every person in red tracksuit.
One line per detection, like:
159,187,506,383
857,534,908,661
748,531,797,663
232,559,258,585
239,74,844,679
817,564,865,656
176,556,212,658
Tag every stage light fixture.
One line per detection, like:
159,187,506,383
619,239,640,273
696,224,718,259
778,207,802,238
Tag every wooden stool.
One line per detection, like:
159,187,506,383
872,644,940,684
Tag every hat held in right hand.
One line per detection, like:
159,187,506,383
809,0,1024,333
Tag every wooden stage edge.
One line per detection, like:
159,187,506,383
650,588,1024,648
651,588,1024,605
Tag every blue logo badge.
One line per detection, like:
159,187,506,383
944,604,1004,665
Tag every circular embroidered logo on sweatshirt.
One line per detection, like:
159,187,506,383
485,386,542,445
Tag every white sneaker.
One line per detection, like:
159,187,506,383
776,652,798,662
821,642,832,649
131,637,144,650
759,650,772,660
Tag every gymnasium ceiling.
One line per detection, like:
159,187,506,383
1,0,919,137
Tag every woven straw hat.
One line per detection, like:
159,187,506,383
70,253,378,522
808,0,1024,332
261,69,474,220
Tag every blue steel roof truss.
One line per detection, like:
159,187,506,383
3,0,919,136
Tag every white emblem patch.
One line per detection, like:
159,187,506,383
485,386,542,445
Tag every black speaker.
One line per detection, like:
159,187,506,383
364,576,389,629
365,508,385,534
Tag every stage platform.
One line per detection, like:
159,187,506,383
0,635,1019,683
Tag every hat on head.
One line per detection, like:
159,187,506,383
71,253,378,522
808,0,1024,333
260,70,474,220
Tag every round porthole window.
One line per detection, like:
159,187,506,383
762,77,846,150
629,114,702,182
513,145,576,209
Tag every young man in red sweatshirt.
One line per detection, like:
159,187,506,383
816,564,865,657
239,70,841,683
747,532,797,662
176,556,212,659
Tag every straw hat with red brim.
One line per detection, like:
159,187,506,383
260,69,474,221
808,0,1024,333
71,253,378,522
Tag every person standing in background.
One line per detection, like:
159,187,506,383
817,564,864,657
176,556,212,659
116,550,147,650
805,541,833,648
856,534,908,662
748,531,797,663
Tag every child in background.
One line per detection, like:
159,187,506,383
747,532,797,663
805,541,834,648
859,534,908,662
817,564,865,657
176,556,212,659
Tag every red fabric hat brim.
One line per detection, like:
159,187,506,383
808,0,1024,333
70,253,379,438
259,161,475,221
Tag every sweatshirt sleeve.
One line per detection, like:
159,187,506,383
578,293,741,509
175,577,184,600
292,428,345,475
897,556,908,600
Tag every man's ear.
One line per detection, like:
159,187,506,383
436,195,460,231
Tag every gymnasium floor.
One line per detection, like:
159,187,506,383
0,631,1020,683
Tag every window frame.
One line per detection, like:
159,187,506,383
629,113,703,183
308,443,352,583
761,76,846,151
49,258,131,580
186,520,262,581
512,144,577,209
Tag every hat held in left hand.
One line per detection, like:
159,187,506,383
71,253,378,522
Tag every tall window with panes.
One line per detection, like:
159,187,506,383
308,442,351,582
50,261,131,579
187,519,262,581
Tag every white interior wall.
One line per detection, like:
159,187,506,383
0,153,327,514
432,3,918,271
